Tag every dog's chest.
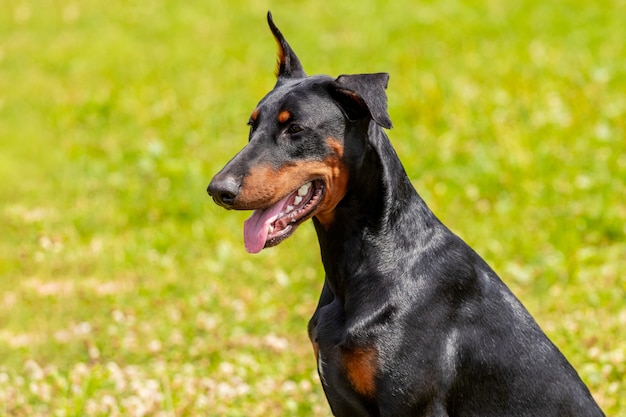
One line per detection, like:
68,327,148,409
310,300,380,414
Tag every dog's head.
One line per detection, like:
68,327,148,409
208,12,392,253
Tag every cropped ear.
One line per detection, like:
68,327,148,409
331,73,393,129
267,12,306,82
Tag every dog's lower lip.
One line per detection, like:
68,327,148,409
265,180,324,246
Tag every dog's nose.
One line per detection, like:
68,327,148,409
207,175,240,208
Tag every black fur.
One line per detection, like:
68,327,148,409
208,13,605,416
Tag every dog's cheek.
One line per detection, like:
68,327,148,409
313,138,349,226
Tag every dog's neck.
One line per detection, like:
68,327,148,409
313,121,441,306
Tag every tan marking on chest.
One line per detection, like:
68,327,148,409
341,347,378,399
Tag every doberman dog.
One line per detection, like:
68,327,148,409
207,13,605,417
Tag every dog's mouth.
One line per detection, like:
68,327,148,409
243,180,325,253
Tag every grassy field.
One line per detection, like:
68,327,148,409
1,0,624,415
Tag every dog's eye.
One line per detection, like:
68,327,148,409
247,119,258,137
287,124,303,134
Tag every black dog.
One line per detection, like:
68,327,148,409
208,13,604,416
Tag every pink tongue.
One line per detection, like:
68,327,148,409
243,194,291,254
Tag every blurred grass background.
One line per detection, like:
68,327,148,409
1,0,624,415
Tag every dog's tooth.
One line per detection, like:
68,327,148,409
298,182,311,196
286,205,294,213
294,196,303,205
268,224,274,233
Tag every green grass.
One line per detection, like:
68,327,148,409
1,0,624,415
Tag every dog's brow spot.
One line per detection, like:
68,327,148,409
278,110,291,123
251,108,260,122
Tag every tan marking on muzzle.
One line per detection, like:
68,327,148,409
236,138,348,225
314,138,348,226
